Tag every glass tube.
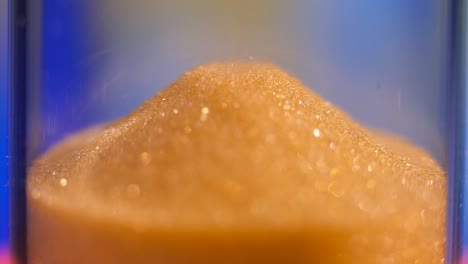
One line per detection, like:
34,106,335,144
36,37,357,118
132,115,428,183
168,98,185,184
9,1,456,263
446,0,468,263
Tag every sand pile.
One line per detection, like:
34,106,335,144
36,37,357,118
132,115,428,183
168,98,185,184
28,63,445,264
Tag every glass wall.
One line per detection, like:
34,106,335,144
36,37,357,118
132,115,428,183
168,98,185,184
10,1,455,263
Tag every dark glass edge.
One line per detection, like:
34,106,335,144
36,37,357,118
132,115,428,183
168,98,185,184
446,0,468,263
8,0,28,263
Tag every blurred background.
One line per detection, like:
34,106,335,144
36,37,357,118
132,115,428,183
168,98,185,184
30,0,447,162
0,0,452,260
0,0,9,252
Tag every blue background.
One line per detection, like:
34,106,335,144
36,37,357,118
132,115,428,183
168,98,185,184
0,0,9,248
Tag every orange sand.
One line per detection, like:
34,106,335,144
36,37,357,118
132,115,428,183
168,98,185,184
27,63,445,263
